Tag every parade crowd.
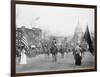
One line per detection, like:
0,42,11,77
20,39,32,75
16,37,91,66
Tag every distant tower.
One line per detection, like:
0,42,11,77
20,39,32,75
71,20,83,46
74,20,83,42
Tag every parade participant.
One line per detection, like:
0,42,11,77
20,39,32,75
50,38,58,62
20,46,27,64
74,45,82,65
59,45,64,58
17,47,21,63
44,44,49,57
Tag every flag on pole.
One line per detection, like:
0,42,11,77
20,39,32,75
84,25,93,54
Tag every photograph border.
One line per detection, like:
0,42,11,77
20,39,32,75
11,0,97,77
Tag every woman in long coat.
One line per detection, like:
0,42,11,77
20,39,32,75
74,45,82,65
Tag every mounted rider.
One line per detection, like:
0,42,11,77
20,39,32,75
50,38,58,62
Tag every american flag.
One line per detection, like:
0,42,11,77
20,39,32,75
21,36,29,50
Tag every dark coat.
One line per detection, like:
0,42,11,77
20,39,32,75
74,53,82,65
50,45,58,55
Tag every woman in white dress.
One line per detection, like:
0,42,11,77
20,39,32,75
20,48,27,64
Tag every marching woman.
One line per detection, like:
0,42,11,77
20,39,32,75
59,45,64,58
74,45,82,66
20,46,27,64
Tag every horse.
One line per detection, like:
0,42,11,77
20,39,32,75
50,44,58,62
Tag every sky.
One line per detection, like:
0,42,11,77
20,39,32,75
16,4,95,36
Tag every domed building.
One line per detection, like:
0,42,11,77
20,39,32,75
71,20,83,47
70,20,89,51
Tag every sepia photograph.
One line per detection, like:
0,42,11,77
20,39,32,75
11,1,97,76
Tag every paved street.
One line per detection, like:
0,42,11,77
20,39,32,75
16,51,94,73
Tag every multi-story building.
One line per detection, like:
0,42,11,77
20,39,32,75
16,26,42,50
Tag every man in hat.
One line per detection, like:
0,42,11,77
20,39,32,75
50,38,58,62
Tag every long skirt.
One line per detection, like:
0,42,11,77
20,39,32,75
20,52,27,64
75,54,82,65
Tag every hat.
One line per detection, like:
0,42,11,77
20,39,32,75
31,45,36,48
